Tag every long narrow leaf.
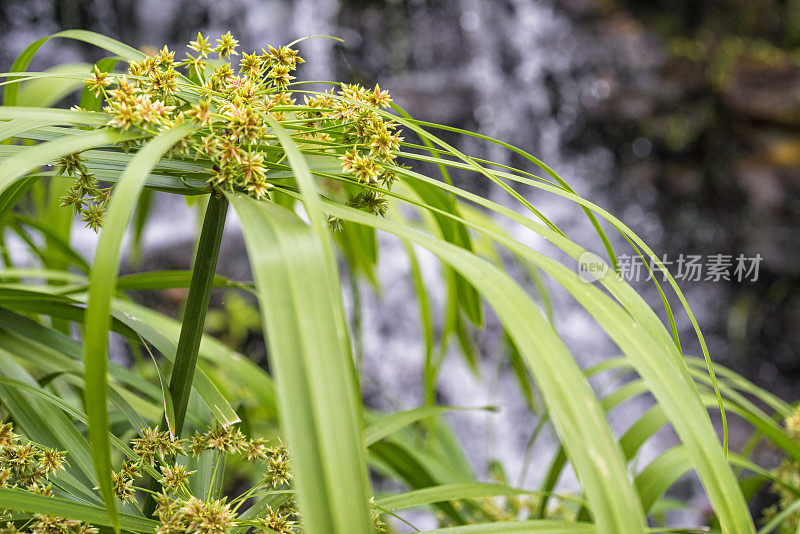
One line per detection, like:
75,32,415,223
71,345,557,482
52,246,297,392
83,124,195,529
320,200,647,533
0,127,143,198
4,30,143,106
416,521,595,533
0,488,155,531
229,192,374,534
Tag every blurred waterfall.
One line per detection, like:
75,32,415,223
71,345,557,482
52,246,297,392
348,0,672,521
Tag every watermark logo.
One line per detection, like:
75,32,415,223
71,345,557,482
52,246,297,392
578,251,610,283
578,253,763,283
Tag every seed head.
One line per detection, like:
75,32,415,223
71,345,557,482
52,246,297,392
0,423,18,449
157,46,175,68
349,190,389,217
84,66,111,98
81,204,105,233
131,427,184,465
111,471,136,503
159,464,195,492
7,442,37,468
187,100,213,126
787,408,800,440
120,459,142,480
189,33,213,58
64,31,402,231
55,153,88,177
340,148,380,184
267,64,294,90
31,515,82,534
178,497,235,534
254,505,296,534
189,431,207,458
239,52,264,79
204,425,246,454
40,449,67,476
263,45,304,70
244,438,269,462
215,32,239,59
263,444,292,488
365,84,392,108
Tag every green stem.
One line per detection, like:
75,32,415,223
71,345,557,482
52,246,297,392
207,452,222,501
167,191,228,436
142,191,228,516
0,233,14,272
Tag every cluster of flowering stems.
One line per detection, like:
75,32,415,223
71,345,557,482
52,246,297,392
61,31,403,231
50,31,404,531
124,425,298,534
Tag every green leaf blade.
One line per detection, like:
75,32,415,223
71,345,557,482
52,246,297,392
83,124,195,530
229,192,374,534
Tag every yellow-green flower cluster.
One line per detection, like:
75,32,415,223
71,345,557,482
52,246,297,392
252,506,297,534
0,419,385,534
763,459,800,530
66,31,402,232
156,496,236,534
298,83,401,226
0,422,66,494
0,422,97,534
115,425,300,534
56,152,111,232
763,407,800,530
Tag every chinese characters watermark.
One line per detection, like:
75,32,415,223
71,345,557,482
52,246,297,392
578,252,762,283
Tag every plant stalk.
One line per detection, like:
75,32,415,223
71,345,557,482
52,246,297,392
167,191,228,435
143,191,227,516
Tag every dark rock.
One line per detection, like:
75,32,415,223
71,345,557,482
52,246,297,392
722,55,800,125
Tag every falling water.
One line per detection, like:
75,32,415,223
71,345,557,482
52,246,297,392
353,0,668,504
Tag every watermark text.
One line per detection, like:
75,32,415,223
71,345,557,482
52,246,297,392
578,253,762,283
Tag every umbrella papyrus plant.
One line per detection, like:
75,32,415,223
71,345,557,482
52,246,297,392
0,29,779,534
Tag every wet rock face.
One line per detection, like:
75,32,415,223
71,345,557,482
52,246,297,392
723,57,800,125
572,3,800,275
568,2,800,397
